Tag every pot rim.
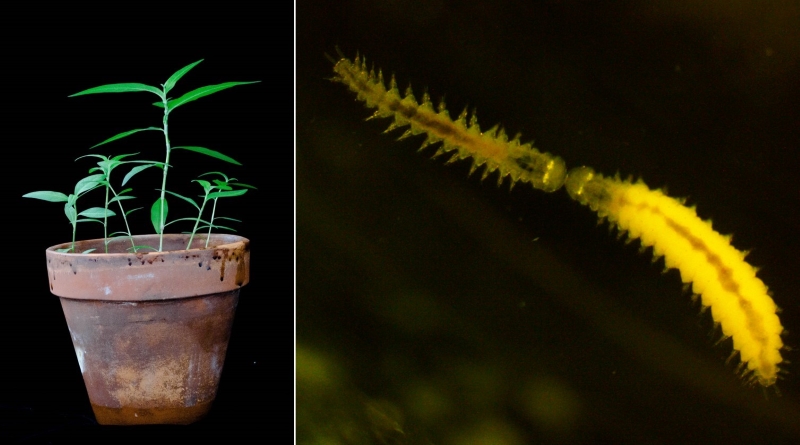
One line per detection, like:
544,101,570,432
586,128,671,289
46,233,249,256
46,234,250,301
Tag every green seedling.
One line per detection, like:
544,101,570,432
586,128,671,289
162,172,256,250
23,174,105,253
24,60,259,252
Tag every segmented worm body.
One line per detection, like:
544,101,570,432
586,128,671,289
333,53,784,386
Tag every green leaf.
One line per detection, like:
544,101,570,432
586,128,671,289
111,152,141,161
210,179,233,190
193,179,212,194
197,224,237,232
81,249,97,254
69,83,162,97
210,224,237,232
64,203,77,224
125,207,143,216
76,154,107,161
165,217,208,227
74,174,105,195
213,216,242,222
172,146,241,165
23,191,69,202
56,248,72,253
109,195,135,204
164,59,203,94
91,127,162,149
76,218,104,224
163,190,199,210
208,189,247,199
127,245,158,252
153,81,260,110
150,198,168,234
122,163,160,186
118,188,133,195
79,207,116,218
200,171,229,181
230,182,258,190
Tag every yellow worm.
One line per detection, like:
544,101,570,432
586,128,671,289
566,167,783,386
333,53,784,386
332,54,567,192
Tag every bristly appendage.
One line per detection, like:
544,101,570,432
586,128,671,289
332,53,567,192
332,51,785,388
566,166,785,387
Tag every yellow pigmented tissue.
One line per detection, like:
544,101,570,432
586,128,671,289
566,167,783,386
334,53,784,387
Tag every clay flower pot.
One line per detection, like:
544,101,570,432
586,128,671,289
46,233,250,425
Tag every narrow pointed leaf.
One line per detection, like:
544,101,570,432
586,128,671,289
76,154,107,161
151,198,168,234
79,207,116,218
153,81,260,110
70,83,162,97
76,218,104,223
200,171,229,180
74,174,105,195
111,152,141,161
199,224,237,232
230,182,257,190
165,217,208,227
109,195,135,204
164,59,203,94
128,245,158,252
172,146,241,165
122,163,160,186
81,249,97,254
125,207,143,216
91,127,161,149
163,190,199,210
23,191,69,202
208,189,247,199
169,217,210,224
214,217,242,222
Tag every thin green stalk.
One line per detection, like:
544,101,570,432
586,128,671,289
205,198,218,248
103,183,109,253
71,221,76,253
107,183,137,252
186,198,209,250
158,106,171,252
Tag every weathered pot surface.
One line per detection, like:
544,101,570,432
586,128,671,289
47,234,250,425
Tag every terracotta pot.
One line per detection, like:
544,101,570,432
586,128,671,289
46,234,250,425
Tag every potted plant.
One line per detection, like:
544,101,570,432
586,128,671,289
23,60,259,425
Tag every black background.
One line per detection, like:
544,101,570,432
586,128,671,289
2,14,282,444
297,1,800,444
